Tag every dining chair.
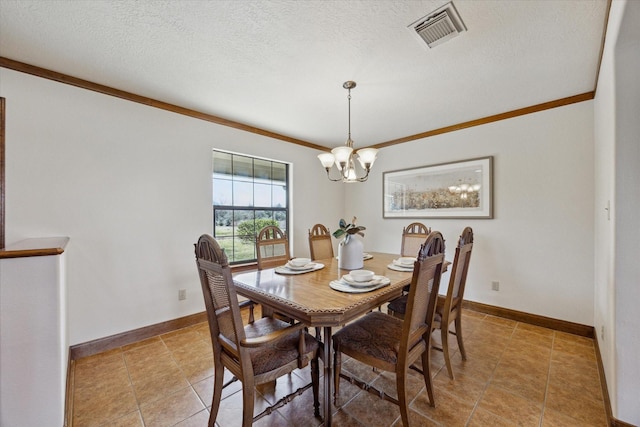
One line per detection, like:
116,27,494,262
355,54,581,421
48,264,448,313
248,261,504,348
308,223,334,260
256,225,291,270
401,222,431,257
256,225,297,321
332,232,446,425
388,227,474,380
396,222,432,300
195,234,320,427
198,232,256,323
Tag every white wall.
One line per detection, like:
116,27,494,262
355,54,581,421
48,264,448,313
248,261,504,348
593,0,621,417
0,68,343,345
613,3,640,419
345,102,595,325
594,0,640,424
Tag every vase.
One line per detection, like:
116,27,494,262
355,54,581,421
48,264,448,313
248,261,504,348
338,236,364,270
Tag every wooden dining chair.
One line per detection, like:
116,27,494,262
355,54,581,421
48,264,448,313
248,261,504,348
256,225,290,270
401,222,431,257
395,222,432,300
388,227,474,380
434,226,473,379
195,234,320,427
308,223,334,260
332,232,446,426
256,225,295,320
198,231,256,323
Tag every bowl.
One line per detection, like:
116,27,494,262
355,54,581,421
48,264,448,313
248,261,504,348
349,269,375,282
289,257,311,267
397,257,416,266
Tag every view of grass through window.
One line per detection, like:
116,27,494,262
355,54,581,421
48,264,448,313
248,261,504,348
212,150,289,264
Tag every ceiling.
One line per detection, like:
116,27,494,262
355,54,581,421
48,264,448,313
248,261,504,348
0,1,608,150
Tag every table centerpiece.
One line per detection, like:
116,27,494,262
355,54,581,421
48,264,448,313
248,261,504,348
333,217,365,270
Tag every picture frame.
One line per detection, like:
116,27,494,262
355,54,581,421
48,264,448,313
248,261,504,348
383,156,493,219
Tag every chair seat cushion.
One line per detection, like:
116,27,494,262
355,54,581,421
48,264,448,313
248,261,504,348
387,295,408,315
389,294,445,319
332,311,403,365
245,318,319,375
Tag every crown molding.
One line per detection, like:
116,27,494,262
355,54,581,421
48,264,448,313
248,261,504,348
1,57,595,153
0,57,325,151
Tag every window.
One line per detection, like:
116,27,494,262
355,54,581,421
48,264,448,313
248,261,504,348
212,150,289,264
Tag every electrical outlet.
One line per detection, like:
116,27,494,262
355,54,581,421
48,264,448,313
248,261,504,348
491,281,500,291
178,289,187,301
601,325,605,341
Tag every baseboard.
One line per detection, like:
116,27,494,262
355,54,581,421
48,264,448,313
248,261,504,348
71,301,595,360
69,311,208,360
462,300,595,338
594,335,614,426
64,349,73,427
593,336,637,427
612,418,637,427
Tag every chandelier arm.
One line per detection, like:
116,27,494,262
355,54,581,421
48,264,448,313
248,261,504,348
355,168,370,182
324,167,348,182
340,158,371,182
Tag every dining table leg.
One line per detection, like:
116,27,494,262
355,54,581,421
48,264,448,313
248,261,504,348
323,326,333,426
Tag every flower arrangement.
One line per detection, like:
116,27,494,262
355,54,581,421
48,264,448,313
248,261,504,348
332,216,366,243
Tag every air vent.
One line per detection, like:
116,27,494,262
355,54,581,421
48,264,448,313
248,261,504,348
408,2,466,49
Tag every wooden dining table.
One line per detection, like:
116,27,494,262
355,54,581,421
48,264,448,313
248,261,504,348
232,252,415,426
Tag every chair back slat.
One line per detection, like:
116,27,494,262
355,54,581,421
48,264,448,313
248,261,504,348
308,224,334,260
256,226,291,270
401,222,431,257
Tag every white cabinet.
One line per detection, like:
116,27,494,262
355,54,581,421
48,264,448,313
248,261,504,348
0,237,69,427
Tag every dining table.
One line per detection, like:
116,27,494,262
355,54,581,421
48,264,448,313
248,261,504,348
232,252,418,426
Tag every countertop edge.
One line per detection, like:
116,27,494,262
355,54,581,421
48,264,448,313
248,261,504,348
0,237,70,259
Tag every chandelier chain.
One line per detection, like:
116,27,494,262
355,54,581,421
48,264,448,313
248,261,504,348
347,87,352,144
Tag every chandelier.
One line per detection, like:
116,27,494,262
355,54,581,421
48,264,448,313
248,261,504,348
317,81,378,183
448,181,481,200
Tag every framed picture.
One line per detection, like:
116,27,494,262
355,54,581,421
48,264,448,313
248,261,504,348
383,156,493,219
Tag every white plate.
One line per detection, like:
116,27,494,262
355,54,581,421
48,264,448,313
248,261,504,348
275,263,324,275
329,280,390,293
393,258,415,267
387,263,413,272
342,274,389,288
284,262,316,271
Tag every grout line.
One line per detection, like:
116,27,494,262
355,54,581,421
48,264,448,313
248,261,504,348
539,331,556,427
464,318,516,426
119,345,145,424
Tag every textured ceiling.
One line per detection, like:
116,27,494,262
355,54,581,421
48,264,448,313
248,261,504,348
0,0,608,149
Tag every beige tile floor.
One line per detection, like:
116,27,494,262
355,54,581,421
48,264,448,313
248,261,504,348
70,308,608,426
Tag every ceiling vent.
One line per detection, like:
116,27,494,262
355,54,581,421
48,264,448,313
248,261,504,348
408,2,467,49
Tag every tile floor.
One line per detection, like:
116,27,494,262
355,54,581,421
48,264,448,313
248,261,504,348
70,308,608,426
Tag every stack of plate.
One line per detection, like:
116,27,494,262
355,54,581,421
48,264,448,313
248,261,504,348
387,257,416,272
275,262,324,275
329,274,390,293
284,261,316,271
